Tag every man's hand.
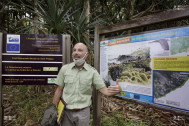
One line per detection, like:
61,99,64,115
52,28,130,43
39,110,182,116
99,79,122,96
107,79,122,94
41,103,58,126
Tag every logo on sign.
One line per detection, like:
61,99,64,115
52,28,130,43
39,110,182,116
7,34,20,44
7,44,20,52
48,78,56,84
8,37,19,42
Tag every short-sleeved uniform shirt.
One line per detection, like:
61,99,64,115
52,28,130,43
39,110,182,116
55,62,105,109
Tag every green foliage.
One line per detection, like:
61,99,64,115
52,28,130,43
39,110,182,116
101,111,147,126
67,7,104,51
6,0,104,53
10,85,53,125
1,0,189,52
10,0,75,34
36,0,75,34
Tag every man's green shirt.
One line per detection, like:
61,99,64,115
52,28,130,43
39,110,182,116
55,62,105,109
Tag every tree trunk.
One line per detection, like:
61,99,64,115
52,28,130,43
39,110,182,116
33,0,38,34
84,0,90,42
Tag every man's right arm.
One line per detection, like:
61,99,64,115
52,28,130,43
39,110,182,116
52,86,63,105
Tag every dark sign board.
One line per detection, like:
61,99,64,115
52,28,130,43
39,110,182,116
2,63,62,75
2,34,63,85
2,55,62,62
2,76,56,85
3,34,62,54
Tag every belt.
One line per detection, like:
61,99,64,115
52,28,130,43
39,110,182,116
68,107,88,112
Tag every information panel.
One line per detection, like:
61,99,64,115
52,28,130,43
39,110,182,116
100,26,189,112
2,34,63,85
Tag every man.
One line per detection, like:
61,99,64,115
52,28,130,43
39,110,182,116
52,43,122,126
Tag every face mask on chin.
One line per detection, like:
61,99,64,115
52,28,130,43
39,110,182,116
73,52,87,66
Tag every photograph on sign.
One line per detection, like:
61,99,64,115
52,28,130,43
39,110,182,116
100,39,153,103
154,71,189,110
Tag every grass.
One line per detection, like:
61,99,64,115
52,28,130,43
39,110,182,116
100,111,147,126
3,85,165,126
3,85,54,125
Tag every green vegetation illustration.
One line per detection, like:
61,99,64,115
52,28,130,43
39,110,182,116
108,47,151,85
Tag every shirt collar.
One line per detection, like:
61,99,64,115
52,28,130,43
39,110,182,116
70,62,89,71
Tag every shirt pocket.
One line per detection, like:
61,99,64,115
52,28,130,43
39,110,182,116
80,79,92,94
63,74,74,94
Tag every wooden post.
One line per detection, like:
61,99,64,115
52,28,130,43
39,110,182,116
66,35,71,63
93,25,103,126
0,33,3,126
62,34,71,65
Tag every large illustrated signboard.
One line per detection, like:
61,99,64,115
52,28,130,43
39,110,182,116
2,34,63,85
100,26,189,112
